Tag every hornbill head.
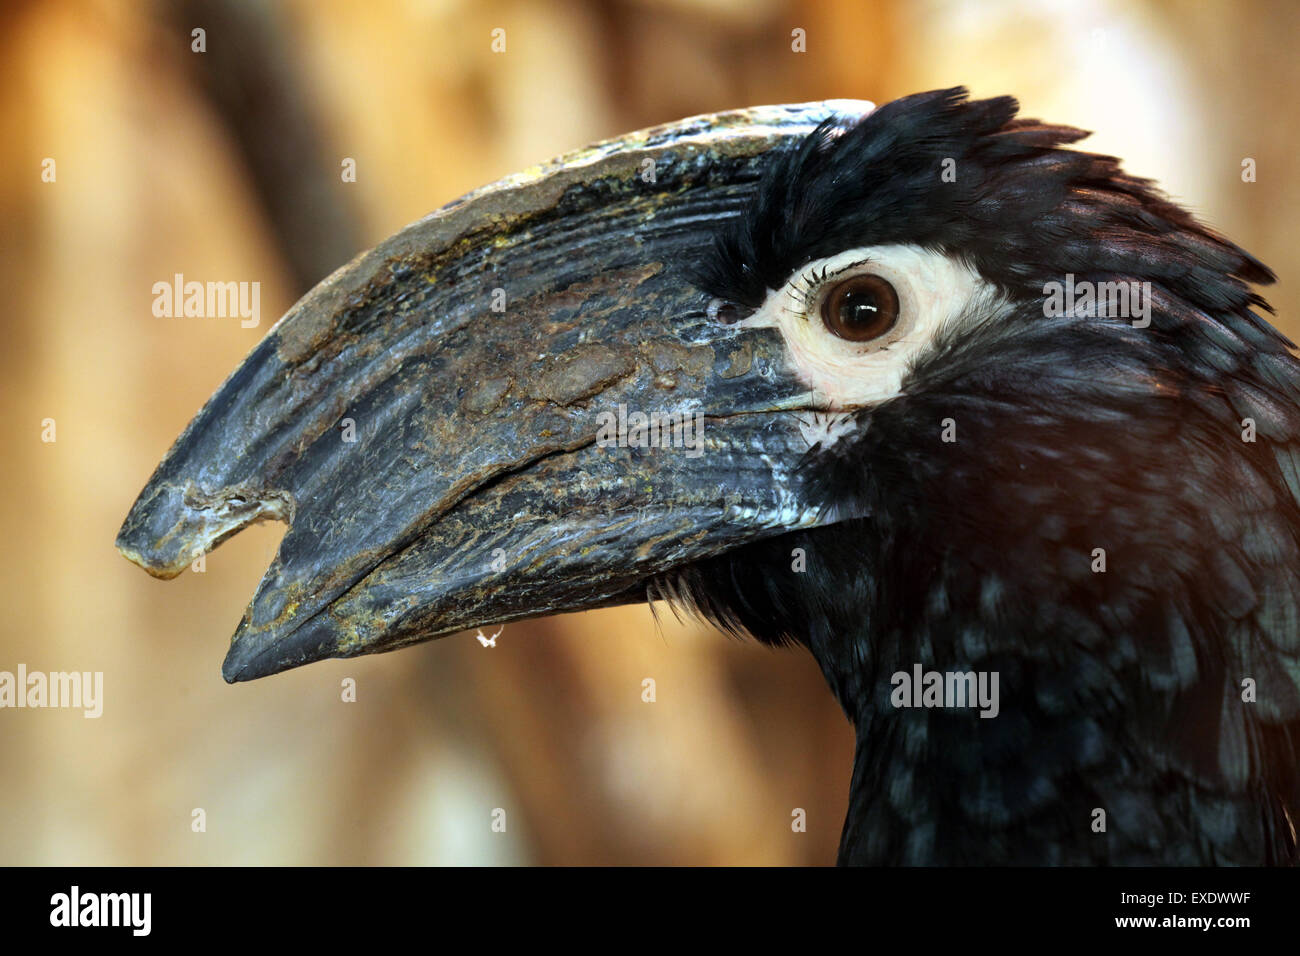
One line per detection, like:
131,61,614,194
118,88,1300,865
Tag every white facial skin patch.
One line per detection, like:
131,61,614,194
735,244,1004,410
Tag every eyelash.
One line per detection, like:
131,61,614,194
785,260,868,318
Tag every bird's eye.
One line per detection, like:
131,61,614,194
820,274,899,342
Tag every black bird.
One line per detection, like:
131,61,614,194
117,88,1300,865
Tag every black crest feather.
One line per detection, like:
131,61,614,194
696,86,1275,333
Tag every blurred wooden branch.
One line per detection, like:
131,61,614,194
167,0,365,293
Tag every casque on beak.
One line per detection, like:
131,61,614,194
115,101,873,682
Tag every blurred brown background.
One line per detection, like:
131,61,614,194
1,0,1296,864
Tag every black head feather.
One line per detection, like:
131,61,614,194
677,88,1300,864
697,87,1274,323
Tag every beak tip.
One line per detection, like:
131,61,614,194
221,640,280,683
221,611,347,683
220,653,251,684
115,481,207,579
114,527,186,580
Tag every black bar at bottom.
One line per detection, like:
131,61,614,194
6,866,1284,941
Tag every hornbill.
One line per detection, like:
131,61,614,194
117,88,1300,865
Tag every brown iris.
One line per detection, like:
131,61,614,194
820,274,899,342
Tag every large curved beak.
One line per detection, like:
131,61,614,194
115,101,873,682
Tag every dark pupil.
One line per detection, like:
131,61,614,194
839,288,882,328
820,274,898,341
